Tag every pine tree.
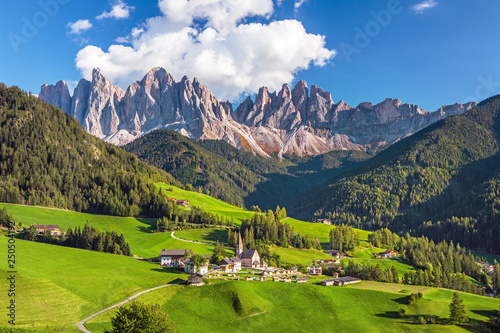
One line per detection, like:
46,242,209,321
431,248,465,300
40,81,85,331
449,292,467,325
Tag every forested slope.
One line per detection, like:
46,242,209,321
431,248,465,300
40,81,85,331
0,84,180,216
293,95,500,253
125,129,372,209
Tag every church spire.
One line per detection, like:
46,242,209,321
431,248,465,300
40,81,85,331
236,230,243,258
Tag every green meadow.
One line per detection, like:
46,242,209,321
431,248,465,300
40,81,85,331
175,228,230,244
86,280,500,333
0,237,186,332
0,203,214,259
284,217,372,248
155,183,255,224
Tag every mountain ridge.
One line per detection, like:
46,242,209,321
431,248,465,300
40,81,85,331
40,67,476,157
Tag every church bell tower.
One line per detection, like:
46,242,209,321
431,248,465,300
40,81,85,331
236,230,243,258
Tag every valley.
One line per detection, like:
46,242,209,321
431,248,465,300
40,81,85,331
1,64,500,333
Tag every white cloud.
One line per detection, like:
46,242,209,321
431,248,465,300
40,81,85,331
412,0,437,13
75,0,335,101
66,20,93,35
294,0,308,13
115,27,145,44
96,0,134,20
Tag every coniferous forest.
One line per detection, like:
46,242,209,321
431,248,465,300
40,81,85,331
0,84,180,217
294,95,500,253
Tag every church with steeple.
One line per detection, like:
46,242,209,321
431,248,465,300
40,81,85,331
235,230,268,269
219,230,268,272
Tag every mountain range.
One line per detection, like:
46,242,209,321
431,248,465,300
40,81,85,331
39,67,476,157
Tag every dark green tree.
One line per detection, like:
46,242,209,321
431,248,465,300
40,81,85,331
25,225,38,241
105,301,176,333
191,254,208,273
449,292,467,325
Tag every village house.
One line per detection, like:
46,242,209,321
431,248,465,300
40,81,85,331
262,270,273,277
324,250,341,258
273,276,280,282
296,277,308,284
176,199,190,207
31,224,65,236
187,273,204,286
159,249,190,267
219,257,242,273
313,219,332,225
376,250,397,258
321,277,361,286
259,276,266,282
284,277,292,283
307,266,323,275
184,254,211,275
245,276,253,281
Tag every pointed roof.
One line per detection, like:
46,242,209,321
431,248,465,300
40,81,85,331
237,230,243,246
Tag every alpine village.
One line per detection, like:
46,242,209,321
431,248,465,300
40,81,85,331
2,1,500,332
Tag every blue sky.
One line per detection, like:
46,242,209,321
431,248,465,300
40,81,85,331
1,0,499,111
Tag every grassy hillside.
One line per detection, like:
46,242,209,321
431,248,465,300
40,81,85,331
0,237,186,331
0,203,214,258
86,280,500,332
0,84,179,217
155,183,255,223
293,95,500,253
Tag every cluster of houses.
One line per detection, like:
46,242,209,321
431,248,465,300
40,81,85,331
244,275,309,283
262,268,298,277
166,198,190,207
160,230,366,288
477,261,495,273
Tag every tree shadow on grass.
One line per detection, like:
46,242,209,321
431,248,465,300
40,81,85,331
198,228,229,243
375,311,400,319
136,218,157,233
470,309,495,318
392,296,410,305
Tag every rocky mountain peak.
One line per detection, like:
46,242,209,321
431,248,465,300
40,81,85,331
292,80,309,116
39,80,71,113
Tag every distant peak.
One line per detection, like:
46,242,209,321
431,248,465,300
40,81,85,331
294,80,308,90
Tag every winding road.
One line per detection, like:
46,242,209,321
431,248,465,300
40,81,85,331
170,231,216,245
77,281,184,332
77,230,224,331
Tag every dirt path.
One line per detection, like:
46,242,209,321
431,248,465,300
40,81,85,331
77,281,184,332
232,311,268,322
170,231,216,245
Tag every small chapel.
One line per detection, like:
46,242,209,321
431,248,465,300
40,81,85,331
235,230,268,269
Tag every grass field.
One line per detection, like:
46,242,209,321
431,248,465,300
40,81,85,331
472,251,500,264
350,248,385,259
0,203,214,259
282,218,372,249
341,258,417,275
156,183,255,224
0,237,187,332
175,228,230,244
86,280,500,333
